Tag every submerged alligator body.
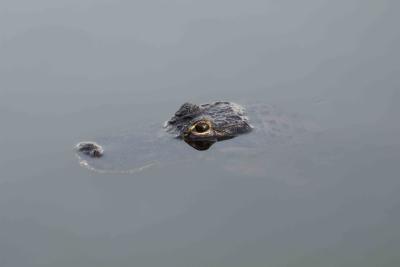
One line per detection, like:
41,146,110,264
75,101,316,175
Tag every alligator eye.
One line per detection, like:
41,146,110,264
194,122,210,133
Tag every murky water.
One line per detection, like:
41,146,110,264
1,1,399,266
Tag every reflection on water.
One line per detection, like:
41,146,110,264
184,139,216,151
1,0,400,266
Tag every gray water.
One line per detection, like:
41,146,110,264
1,0,400,266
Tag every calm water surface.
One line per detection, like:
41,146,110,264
1,1,399,266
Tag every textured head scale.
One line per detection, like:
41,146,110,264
164,101,252,150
